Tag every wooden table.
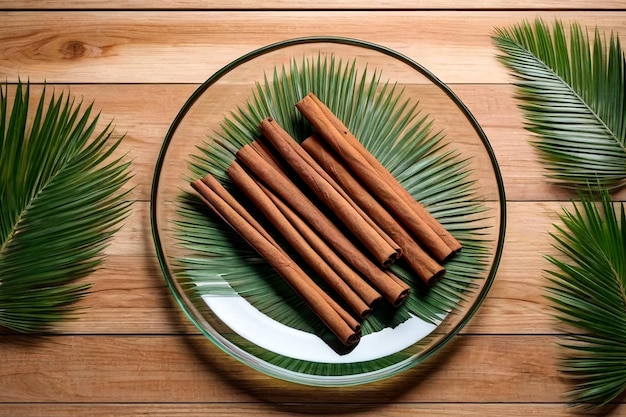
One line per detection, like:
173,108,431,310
1,2,625,416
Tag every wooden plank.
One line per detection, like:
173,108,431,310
0,0,624,10
22,200,572,335
8,83,620,204
1,403,623,417
0,334,568,403
0,12,624,84
463,200,560,334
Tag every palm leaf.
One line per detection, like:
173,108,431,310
0,82,133,333
493,19,626,190
545,189,626,410
174,55,491,373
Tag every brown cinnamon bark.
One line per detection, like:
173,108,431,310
190,177,360,345
302,134,445,285
258,117,399,267
227,161,372,319
252,138,399,258
296,93,454,262
384,270,411,306
258,174,383,309
200,174,273,243
250,140,284,172
260,128,402,260
307,92,462,254
241,143,381,307
235,143,410,306
248,141,384,305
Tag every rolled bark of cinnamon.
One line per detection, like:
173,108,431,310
302,134,445,286
306,92,462,254
190,176,360,346
260,127,402,260
259,177,383,308
258,117,400,267
200,174,273,243
242,142,381,307
296,93,456,262
384,270,411,306
235,143,410,306
251,138,399,259
250,140,284,171
227,161,372,319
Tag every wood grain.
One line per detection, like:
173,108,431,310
0,12,624,84
0,0,624,10
0,335,564,403
4,403,624,417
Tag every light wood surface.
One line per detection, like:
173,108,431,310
0,1,623,10
1,3,625,417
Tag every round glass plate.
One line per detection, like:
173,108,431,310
151,37,506,386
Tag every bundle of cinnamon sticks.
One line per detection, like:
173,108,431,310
191,93,461,346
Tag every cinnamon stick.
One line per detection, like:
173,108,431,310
227,161,372,319
302,134,445,285
259,175,383,309
384,270,411,306
235,143,410,306
296,93,454,262
253,137,396,256
258,117,400,267
307,92,462,254
200,174,273,243
191,177,360,345
258,129,402,260
250,140,283,171
248,140,385,306
246,142,382,306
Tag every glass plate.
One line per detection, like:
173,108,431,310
150,37,506,386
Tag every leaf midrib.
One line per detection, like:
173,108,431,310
0,141,83,262
510,36,626,154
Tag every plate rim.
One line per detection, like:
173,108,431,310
149,36,507,386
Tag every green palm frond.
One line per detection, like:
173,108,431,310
493,19,626,190
0,82,132,333
545,189,626,410
174,55,491,373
